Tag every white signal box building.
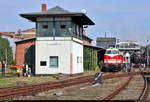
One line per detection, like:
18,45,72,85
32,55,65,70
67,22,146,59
20,4,95,75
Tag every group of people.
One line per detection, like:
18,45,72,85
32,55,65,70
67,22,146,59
0,61,35,77
22,64,35,77
23,64,29,77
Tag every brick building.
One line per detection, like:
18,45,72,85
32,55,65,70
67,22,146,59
16,28,36,39
15,38,35,65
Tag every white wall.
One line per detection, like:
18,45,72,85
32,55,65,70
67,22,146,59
72,41,83,74
36,40,72,74
36,38,83,75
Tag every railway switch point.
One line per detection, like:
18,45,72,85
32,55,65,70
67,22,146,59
93,72,103,85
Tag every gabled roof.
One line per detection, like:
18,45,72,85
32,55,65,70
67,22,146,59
20,6,95,25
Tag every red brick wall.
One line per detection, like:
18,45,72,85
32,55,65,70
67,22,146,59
16,40,35,65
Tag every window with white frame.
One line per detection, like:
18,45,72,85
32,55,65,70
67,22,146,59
50,56,59,67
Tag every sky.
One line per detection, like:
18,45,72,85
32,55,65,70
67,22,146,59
0,0,150,46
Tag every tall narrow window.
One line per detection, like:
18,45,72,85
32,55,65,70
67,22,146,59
80,57,82,63
76,25,79,39
50,56,59,67
77,56,79,63
72,22,76,38
79,26,83,40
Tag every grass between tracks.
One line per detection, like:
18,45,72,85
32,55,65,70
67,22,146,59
0,76,57,87
0,70,97,88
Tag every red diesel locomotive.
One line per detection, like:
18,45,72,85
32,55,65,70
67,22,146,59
102,48,125,72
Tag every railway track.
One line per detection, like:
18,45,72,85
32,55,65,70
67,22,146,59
0,71,140,100
95,68,148,101
102,76,133,100
112,74,144,100
138,69,150,101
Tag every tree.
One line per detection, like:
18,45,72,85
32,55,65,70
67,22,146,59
0,37,13,65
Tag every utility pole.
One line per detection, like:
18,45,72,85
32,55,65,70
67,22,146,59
105,32,106,38
5,48,7,65
13,34,15,60
147,47,149,67
147,40,149,68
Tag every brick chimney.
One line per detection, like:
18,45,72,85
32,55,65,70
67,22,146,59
42,4,46,12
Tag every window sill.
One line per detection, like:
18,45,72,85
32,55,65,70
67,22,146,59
49,66,58,68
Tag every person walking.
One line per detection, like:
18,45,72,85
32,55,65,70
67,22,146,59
25,64,29,77
127,63,131,72
23,64,26,77
1,61,6,77
28,65,31,77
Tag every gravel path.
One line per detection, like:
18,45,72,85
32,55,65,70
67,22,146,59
14,77,128,100
112,75,144,100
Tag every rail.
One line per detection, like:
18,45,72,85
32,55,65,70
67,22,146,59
0,72,140,100
102,76,133,100
138,68,149,101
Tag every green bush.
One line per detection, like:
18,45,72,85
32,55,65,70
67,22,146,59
95,65,99,71
83,46,99,71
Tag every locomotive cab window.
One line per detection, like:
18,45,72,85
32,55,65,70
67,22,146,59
106,50,111,54
112,50,119,54
106,50,119,54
